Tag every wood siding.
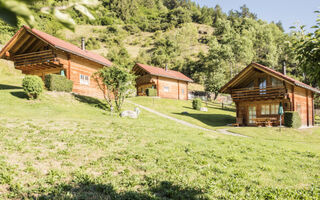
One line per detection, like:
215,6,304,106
157,76,188,100
136,75,188,100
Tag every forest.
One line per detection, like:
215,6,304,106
0,0,319,101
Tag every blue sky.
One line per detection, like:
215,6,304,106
194,0,320,32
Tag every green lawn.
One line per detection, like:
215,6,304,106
129,96,236,130
0,61,319,199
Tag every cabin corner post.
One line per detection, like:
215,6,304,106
177,80,180,100
235,102,239,118
291,85,295,111
306,90,309,126
312,92,315,126
67,54,71,80
156,76,160,97
186,82,188,100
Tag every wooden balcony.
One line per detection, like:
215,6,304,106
231,86,286,101
136,74,155,86
13,50,56,67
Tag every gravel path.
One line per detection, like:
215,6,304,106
128,101,247,137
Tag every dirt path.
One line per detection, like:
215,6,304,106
128,101,247,138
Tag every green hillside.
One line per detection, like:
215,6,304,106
0,0,302,87
0,54,320,199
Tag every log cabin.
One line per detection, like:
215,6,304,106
0,25,112,98
219,63,320,127
132,63,193,100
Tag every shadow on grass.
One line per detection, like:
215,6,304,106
0,84,22,90
73,94,109,110
33,180,208,200
10,91,28,99
175,112,235,127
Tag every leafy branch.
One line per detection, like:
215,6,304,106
0,0,99,31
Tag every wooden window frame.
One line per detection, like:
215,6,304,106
80,74,90,85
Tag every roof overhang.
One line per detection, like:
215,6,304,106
133,63,193,83
0,26,112,67
219,63,320,94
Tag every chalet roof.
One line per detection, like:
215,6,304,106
0,25,112,67
220,62,320,94
135,63,193,82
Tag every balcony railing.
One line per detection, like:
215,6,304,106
13,50,56,66
231,86,286,100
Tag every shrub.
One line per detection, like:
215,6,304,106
45,74,73,92
146,88,157,96
22,75,44,99
123,24,140,35
192,98,202,110
284,111,302,128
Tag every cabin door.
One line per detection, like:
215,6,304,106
248,106,256,124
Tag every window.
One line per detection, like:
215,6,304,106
249,106,256,123
261,104,270,115
272,77,282,87
80,74,90,85
259,78,267,94
271,104,279,114
181,88,185,95
164,86,169,92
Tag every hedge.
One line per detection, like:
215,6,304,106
192,98,202,110
146,88,157,96
284,111,301,128
22,75,44,99
45,74,73,92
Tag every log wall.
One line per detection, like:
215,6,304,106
156,76,188,100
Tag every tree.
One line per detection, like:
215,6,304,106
293,11,320,87
93,66,135,112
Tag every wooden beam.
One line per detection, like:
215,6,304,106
28,40,45,52
292,85,295,111
18,37,38,53
186,82,188,100
306,89,309,126
67,54,71,79
178,80,180,100
157,76,159,97
312,93,315,126
11,32,31,53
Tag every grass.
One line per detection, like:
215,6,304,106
0,62,319,199
129,96,236,130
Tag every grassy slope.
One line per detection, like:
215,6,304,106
0,61,319,199
130,96,236,130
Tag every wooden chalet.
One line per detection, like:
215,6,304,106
0,25,112,98
133,63,193,100
219,63,320,127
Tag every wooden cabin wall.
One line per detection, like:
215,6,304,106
56,50,105,99
156,76,188,100
293,87,314,126
237,99,291,125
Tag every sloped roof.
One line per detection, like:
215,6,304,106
0,25,112,66
220,62,320,94
135,63,193,82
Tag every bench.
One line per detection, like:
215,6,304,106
253,117,277,127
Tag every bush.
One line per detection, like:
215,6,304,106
192,98,202,110
22,75,44,99
284,111,302,128
146,88,157,96
45,74,73,92
123,24,140,35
